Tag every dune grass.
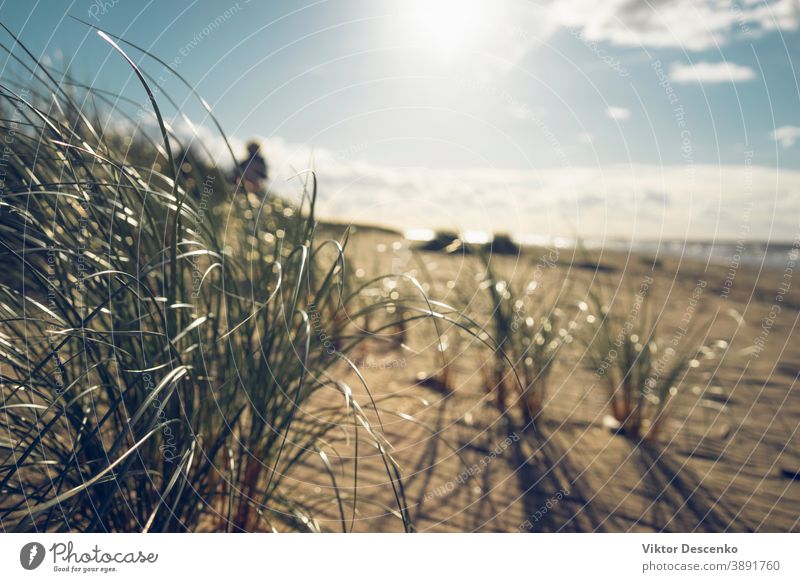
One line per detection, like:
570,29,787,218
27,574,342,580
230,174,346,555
475,253,581,425
579,277,735,441
0,27,428,532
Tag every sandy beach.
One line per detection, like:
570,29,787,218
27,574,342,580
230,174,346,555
281,225,800,532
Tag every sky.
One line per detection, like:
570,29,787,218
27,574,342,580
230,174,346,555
2,0,800,242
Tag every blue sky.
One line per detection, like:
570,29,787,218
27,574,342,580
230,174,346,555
2,0,800,241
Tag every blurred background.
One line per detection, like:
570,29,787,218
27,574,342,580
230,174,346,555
3,0,799,251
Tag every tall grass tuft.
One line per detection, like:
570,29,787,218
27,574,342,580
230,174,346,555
475,253,580,425
580,278,734,441
0,27,422,532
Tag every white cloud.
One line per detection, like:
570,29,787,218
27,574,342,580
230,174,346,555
170,122,800,242
259,139,800,242
772,126,800,148
577,132,593,145
669,61,757,83
552,0,800,51
606,106,631,121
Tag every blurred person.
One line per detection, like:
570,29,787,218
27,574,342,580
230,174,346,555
235,140,268,196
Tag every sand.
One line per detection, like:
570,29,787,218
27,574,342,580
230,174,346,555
281,225,800,532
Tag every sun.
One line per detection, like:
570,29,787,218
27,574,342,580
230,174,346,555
405,0,487,63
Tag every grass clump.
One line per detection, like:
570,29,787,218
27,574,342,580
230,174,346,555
580,277,733,441
473,254,580,425
0,27,419,532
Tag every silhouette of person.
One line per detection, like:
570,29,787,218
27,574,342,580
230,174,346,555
236,141,268,196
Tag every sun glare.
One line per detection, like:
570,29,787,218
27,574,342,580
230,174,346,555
406,0,487,62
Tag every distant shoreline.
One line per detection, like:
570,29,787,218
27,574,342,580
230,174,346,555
319,219,796,270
